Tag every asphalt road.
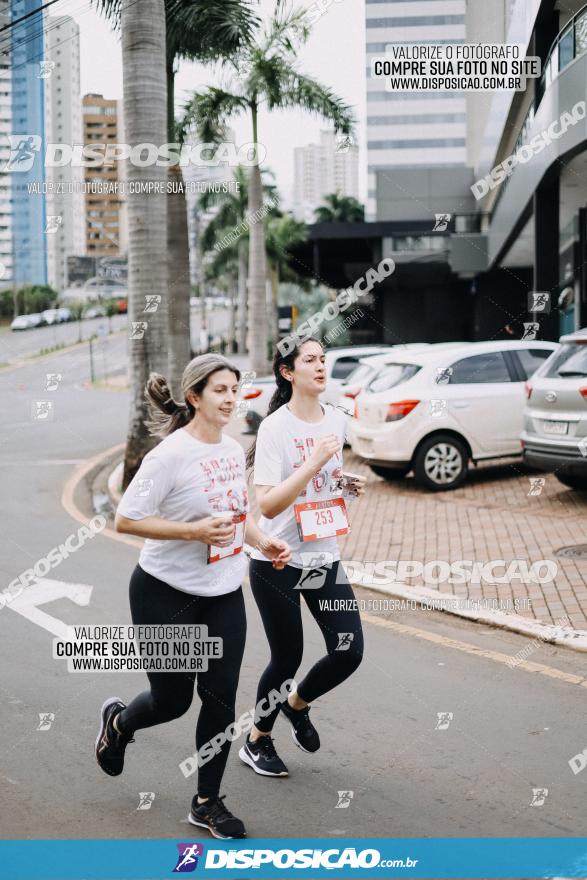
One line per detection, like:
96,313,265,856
0,342,586,841
0,305,230,365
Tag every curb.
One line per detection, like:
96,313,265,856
0,327,127,374
107,461,124,505
349,576,587,653
61,443,142,550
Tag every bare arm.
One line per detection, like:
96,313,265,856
114,513,234,545
256,433,341,519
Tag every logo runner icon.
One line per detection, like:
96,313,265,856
173,842,204,872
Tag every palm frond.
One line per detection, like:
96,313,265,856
178,87,248,144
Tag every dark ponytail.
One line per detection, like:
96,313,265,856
245,336,323,470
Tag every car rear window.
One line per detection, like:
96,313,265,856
542,342,587,378
367,363,421,393
331,356,361,380
448,352,511,384
515,348,555,379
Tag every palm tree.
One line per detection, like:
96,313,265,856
198,165,278,353
120,0,168,487
314,193,365,223
93,0,258,397
180,3,355,374
265,213,308,348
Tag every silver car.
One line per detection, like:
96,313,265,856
521,328,587,490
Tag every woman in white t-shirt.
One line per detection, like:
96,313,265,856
94,354,290,840
239,338,365,778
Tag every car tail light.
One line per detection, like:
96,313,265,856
243,388,262,399
579,387,587,400
525,382,532,400
385,400,420,422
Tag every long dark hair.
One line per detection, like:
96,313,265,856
145,354,241,439
245,337,323,470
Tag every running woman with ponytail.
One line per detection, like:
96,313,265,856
94,354,291,839
239,338,365,778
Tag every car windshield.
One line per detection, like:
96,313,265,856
542,343,587,378
367,363,421,393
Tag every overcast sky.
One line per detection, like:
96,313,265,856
50,0,367,207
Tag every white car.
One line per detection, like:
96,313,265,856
10,314,34,331
241,345,392,433
42,308,61,325
348,340,558,490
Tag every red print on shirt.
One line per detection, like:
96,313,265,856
292,436,340,495
199,456,248,513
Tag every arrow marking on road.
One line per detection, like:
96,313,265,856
7,579,93,639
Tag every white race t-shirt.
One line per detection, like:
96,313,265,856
250,403,348,569
117,428,249,596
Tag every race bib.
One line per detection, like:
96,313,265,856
293,498,350,542
207,514,246,564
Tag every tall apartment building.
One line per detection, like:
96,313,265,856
44,15,85,293
10,0,47,285
82,94,122,257
365,0,467,218
292,130,359,222
0,0,12,285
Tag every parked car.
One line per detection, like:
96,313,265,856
84,305,106,319
57,307,73,322
521,328,587,490
337,344,468,415
26,312,45,328
348,340,558,491
241,345,392,434
10,314,33,331
42,308,61,325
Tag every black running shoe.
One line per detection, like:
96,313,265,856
238,735,289,777
95,697,135,776
188,795,246,839
280,701,320,753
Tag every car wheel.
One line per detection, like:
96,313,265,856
368,464,407,481
413,434,469,491
555,472,587,491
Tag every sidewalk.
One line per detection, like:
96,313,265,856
338,452,587,633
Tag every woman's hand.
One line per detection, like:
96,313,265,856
189,515,235,547
348,474,366,497
308,434,341,471
257,536,292,569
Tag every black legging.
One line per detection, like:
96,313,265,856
116,564,247,799
249,559,364,732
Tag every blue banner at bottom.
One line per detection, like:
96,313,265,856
1,838,586,879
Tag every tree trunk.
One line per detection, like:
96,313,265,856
247,104,268,374
166,66,191,398
237,238,247,354
121,0,168,489
167,164,191,398
228,280,237,353
270,265,280,352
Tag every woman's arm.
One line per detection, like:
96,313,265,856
115,513,234,545
244,515,291,569
256,433,341,519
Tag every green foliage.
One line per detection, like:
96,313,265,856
0,285,59,318
314,193,365,224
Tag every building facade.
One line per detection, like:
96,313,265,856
82,94,122,257
44,15,84,294
365,0,467,219
10,0,47,285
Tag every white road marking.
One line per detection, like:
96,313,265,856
7,578,93,639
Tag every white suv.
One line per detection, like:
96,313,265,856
348,340,558,490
